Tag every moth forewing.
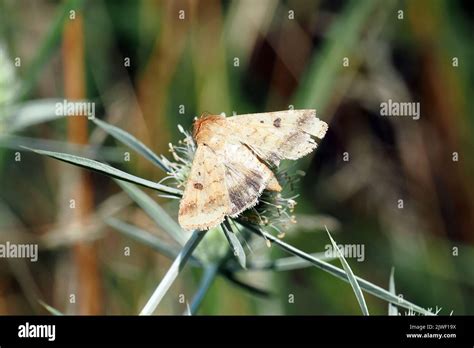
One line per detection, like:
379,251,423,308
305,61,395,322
178,144,231,231
225,109,327,165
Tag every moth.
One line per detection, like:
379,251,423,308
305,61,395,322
178,110,328,231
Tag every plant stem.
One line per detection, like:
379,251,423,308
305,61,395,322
244,224,434,316
327,227,369,315
63,8,102,314
139,230,206,315
232,252,336,272
187,263,219,315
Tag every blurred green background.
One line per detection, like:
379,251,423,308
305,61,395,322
0,0,473,315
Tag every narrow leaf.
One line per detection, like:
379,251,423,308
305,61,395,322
242,222,433,316
18,0,81,100
388,267,398,316
23,147,182,196
242,252,336,272
220,270,272,298
106,218,200,267
222,220,246,269
4,99,66,132
294,0,378,113
326,227,369,315
105,218,179,260
187,264,219,315
38,300,63,316
0,135,122,162
93,118,169,172
139,230,206,315
113,180,187,246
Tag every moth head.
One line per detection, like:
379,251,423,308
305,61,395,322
192,113,225,143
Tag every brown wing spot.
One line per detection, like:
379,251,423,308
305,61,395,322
229,189,247,211
194,183,204,190
273,117,281,128
260,120,264,124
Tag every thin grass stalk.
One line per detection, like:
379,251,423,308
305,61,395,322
187,263,219,315
139,230,206,315
326,227,369,315
244,223,433,315
233,252,335,272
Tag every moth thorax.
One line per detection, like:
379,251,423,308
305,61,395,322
193,115,224,143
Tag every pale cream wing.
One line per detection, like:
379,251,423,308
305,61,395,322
222,142,276,217
178,144,230,231
266,172,282,192
225,109,328,166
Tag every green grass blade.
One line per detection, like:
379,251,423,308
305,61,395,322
23,147,182,196
113,180,187,246
388,267,399,316
220,270,272,298
238,252,336,272
243,223,433,315
326,227,369,315
93,118,169,172
106,218,270,302
106,218,177,259
187,263,219,315
4,99,66,132
139,230,206,315
294,0,377,112
0,135,122,162
105,217,201,267
222,220,246,269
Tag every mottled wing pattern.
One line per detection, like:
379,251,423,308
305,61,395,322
221,142,277,217
178,109,326,231
226,109,328,166
178,145,230,231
